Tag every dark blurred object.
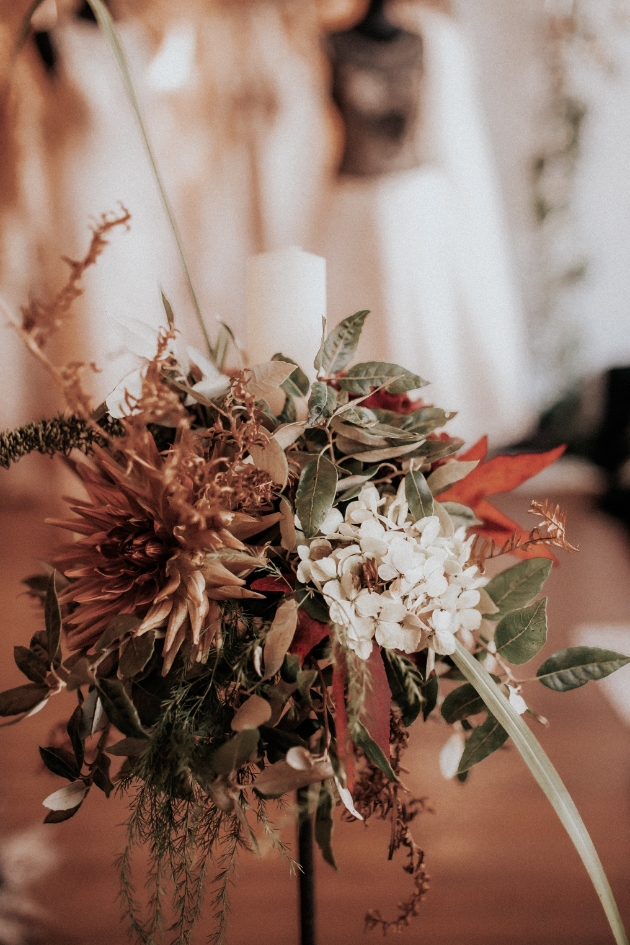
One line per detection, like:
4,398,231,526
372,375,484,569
33,32,57,75
511,366,630,534
328,0,423,176
76,1,98,23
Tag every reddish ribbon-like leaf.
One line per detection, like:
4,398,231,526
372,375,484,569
332,657,354,792
290,611,330,664
250,576,294,593
362,645,392,759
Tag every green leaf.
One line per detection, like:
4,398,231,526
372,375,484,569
405,470,434,521
372,406,454,435
95,614,141,652
13,646,48,684
45,572,61,666
92,753,114,797
382,650,424,726
536,647,630,692
457,713,509,773
211,729,260,775
337,361,427,395
39,746,80,781
106,737,149,757
452,640,629,945
441,683,485,724
0,683,49,716
495,598,548,665
96,678,148,740
307,382,337,426
352,721,398,782
315,781,338,869
295,586,331,624
296,455,338,538
67,702,85,771
422,672,439,720
118,632,155,678
44,804,84,824
485,559,553,620
314,310,370,374
272,353,310,397
440,502,483,530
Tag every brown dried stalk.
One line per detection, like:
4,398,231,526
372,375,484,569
469,498,578,570
343,711,432,934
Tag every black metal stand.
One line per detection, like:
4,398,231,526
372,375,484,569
297,809,316,945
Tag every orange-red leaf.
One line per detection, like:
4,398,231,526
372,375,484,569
472,499,556,563
440,445,565,505
458,436,489,463
290,611,330,664
332,657,354,792
362,645,392,758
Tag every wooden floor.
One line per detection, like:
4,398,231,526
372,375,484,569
0,455,629,945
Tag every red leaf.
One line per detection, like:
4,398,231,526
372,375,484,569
290,611,330,664
361,645,392,758
440,445,566,505
332,657,354,792
458,436,488,463
361,390,425,414
250,576,294,593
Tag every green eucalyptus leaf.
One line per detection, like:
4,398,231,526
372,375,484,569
495,598,548,665
272,353,310,397
161,290,175,328
39,746,80,781
314,310,370,374
13,646,48,684
485,559,553,620
95,614,141,652
211,729,260,775
337,361,426,395
295,585,331,624
382,650,424,726
106,737,150,757
96,678,148,740
296,455,338,538
0,683,49,717
118,632,155,678
45,572,61,665
457,713,509,773
352,721,398,782
440,502,483,530
67,702,85,771
315,781,338,869
405,470,434,521
92,753,114,797
441,683,485,724
307,382,337,426
536,647,630,692
422,672,439,720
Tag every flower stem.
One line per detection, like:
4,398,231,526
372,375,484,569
453,640,628,945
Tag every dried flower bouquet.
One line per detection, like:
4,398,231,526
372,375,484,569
0,213,629,945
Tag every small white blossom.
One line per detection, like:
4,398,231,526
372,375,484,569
296,484,488,660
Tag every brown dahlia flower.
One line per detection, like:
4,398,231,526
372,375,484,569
49,435,268,674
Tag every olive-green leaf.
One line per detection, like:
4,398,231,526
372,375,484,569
272,353,310,397
352,721,398,782
45,571,61,665
66,703,85,771
96,678,148,739
307,382,337,426
382,649,424,726
118,631,155,678
440,502,483,530
485,559,553,620
296,455,338,538
92,753,114,797
495,598,548,665
315,781,338,869
161,290,175,328
405,470,434,521
0,683,49,716
457,713,509,774
422,672,439,720
13,646,48,684
106,737,149,757
95,614,141,652
337,361,427,395
536,646,630,692
39,746,80,781
211,729,260,775
314,310,370,374
441,683,486,724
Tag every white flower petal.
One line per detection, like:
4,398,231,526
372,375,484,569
320,507,344,535
439,732,466,780
432,628,457,655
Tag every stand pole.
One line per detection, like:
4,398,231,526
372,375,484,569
297,804,316,945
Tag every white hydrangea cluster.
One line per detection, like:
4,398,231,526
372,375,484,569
296,483,487,661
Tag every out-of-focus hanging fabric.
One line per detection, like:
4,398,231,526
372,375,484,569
318,3,534,447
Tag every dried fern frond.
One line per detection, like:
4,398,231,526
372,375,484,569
528,499,579,552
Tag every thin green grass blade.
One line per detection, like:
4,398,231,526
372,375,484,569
82,0,214,360
453,640,628,945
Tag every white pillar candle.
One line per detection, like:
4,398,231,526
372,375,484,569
246,246,326,379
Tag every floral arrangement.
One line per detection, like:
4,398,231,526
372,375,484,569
1,212,629,945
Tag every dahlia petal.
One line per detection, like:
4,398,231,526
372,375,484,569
154,569,182,603
165,597,188,651
161,621,188,676
139,599,173,633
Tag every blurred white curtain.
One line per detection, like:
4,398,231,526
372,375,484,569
318,5,534,447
